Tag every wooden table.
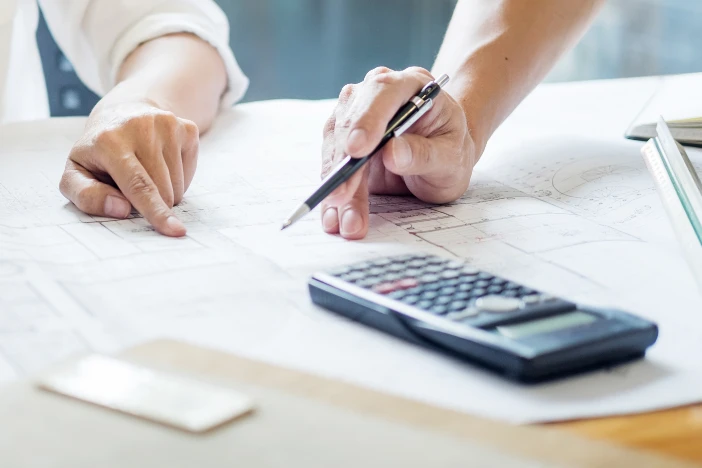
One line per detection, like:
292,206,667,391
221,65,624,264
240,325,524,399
556,405,702,464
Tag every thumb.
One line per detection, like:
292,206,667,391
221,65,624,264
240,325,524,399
59,160,132,218
380,133,439,176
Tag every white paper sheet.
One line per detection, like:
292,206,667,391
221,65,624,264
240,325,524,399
1,78,702,423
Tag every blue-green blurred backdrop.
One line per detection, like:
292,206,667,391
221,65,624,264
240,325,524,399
38,0,702,116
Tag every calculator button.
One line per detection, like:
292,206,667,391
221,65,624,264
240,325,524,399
342,271,365,282
454,291,470,301
370,258,392,267
387,263,406,272
388,290,407,300
475,295,523,313
436,296,452,305
429,305,448,315
408,259,428,268
477,272,494,280
487,285,503,294
459,275,478,284
403,287,423,296
420,291,439,300
490,277,507,285
397,278,419,289
404,269,423,278
350,261,373,271
470,288,487,297
382,273,403,282
373,282,397,294
416,300,433,309
518,287,535,296
504,282,521,290
358,278,382,288
367,267,386,276
474,280,490,288
402,295,420,305
424,265,443,274
438,286,456,296
445,260,465,269
419,274,440,284
458,283,473,292
461,266,479,275
503,290,519,298
328,266,351,276
448,300,469,311
440,270,460,280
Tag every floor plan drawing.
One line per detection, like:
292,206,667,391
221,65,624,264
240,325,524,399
1,94,701,423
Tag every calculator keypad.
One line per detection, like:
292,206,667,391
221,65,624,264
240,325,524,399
329,254,569,322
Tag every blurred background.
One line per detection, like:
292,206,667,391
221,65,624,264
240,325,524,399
38,0,702,116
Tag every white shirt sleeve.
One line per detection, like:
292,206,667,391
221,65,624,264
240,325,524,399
38,0,249,108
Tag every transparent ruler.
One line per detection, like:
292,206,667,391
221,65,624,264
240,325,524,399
641,117,702,291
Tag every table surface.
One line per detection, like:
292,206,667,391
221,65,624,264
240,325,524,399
555,404,702,464
3,72,702,465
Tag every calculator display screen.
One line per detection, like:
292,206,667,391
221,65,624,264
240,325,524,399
495,311,597,339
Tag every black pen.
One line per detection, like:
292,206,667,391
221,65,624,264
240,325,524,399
281,73,450,230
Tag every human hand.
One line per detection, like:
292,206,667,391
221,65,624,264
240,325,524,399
320,66,476,240
59,98,198,237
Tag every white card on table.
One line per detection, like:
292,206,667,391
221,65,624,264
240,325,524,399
35,354,254,433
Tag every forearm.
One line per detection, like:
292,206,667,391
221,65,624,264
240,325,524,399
101,33,228,133
432,0,605,156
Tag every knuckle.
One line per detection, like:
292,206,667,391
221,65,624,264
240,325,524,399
323,114,336,137
127,171,154,196
338,84,355,102
93,130,121,150
404,66,432,79
364,66,393,81
180,118,199,138
369,71,400,87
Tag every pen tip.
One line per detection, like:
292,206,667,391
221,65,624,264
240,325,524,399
280,220,291,231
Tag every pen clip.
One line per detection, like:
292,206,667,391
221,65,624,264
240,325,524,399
393,99,434,137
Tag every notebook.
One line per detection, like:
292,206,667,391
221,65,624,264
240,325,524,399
626,74,702,147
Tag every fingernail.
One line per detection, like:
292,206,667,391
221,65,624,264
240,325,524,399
166,216,186,234
341,209,362,236
104,195,131,218
347,128,367,154
322,207,338,232
393,138,412,169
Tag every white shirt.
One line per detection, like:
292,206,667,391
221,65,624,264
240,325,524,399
0,0,248,124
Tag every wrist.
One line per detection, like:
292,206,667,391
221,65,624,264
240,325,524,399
93,81,174,117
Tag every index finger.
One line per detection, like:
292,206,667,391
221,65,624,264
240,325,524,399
105,153,186,237
345,67,434,157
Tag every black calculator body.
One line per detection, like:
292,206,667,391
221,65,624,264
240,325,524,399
309,254,658,383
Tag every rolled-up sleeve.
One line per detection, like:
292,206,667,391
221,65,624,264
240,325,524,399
38,0,249,108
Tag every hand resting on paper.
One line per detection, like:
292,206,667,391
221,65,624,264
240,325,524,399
319,66,476,240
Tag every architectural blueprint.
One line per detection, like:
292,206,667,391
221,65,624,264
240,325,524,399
1,77,702,423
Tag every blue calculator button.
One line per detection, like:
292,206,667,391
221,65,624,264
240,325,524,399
448,300,469,311
416,300,433,309
475,280,490,288
458,283,474,292
487,285,503,294
420,291,439,300
429,305,448,315
436,296,452,305
438,286,456,296
402,295,421,305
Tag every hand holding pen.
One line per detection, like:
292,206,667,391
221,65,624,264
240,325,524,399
282,66,476,239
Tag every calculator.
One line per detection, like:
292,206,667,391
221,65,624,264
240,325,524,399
308,254,658,382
